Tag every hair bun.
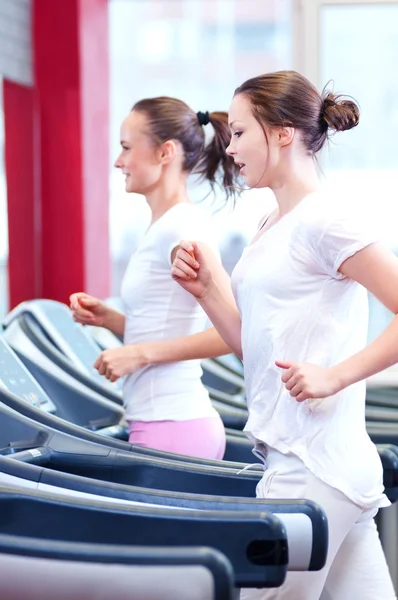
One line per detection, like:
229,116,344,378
321,92,360,132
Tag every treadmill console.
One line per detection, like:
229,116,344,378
5,299,123,393
0,337,56,413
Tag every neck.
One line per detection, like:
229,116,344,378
145,176,189,223
271,156,320,218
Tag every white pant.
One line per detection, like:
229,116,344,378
240,446,396,600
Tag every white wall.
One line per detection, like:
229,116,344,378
0,0,32,85
0,0,32,317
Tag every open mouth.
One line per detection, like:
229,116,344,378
235,161,246,175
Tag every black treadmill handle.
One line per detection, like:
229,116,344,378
86,417,123,432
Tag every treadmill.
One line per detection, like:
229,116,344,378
0,334,253,463
0,536,235,600
0,403,329,578
3,300,249,430
0,484,288,590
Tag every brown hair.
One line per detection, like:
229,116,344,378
132,97,240,199
234,70,360,154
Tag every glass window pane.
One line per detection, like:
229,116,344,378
109,0,292,293
319,4,398,344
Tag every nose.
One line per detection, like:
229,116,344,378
225,140,235,157
114,153,123,169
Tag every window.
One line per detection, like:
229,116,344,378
318,3,398,344
109,0,293,294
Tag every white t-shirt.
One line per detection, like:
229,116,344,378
231,191,389,509
121,202,219,422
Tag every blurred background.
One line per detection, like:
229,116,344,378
1,0,398,338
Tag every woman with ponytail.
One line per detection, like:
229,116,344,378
70,96,239,458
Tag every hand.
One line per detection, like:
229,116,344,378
94,345,146,382
171,241,214,299
69,292,109,327
275,360,342,402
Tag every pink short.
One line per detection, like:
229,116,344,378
128,415,226,460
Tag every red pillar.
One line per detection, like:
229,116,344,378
3,80,41,307
32,0,110,303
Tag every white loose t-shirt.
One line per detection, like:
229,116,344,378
231,191,389,508
121,202,219,422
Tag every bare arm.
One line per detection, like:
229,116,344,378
278,243,398,402
197,279,242,359
171,242,243,358
141,326,232,365
102,308,125,338
94,327,233,382
332,243,398,388
70,293,125,338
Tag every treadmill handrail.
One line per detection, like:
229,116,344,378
0,485,288,588
0,455,327,572
0,535,234,600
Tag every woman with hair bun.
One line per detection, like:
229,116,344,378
173,71,397,598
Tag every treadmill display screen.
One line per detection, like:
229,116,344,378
31,301,123,392
0,337,56,412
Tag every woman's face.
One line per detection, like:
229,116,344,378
226,93,280,189
114,111,162,195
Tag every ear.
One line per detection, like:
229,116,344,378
277,126,295,147
159,140,177,165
